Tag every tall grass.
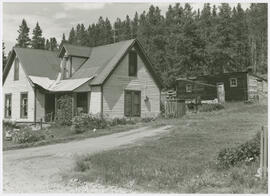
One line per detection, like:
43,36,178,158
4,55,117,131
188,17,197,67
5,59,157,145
68,103,267,193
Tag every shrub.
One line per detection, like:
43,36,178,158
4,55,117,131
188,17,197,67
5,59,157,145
71,113,109,134
199,103,224,112
13,128,46,144
217,132,260,169
55,94,73,126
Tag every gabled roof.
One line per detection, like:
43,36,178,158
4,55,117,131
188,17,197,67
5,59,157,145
3,47,61,83
71,39,134,83
3,39,162,90
58,44,91,58
71,39,162,88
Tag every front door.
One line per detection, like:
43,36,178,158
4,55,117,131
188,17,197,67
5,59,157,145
45,94,55,122
217,83,225,103
124,90,141,117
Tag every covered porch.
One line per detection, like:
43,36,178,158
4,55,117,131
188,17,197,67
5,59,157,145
44,92,90,122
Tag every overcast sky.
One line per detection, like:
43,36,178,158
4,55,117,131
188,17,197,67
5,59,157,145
3,2,251,53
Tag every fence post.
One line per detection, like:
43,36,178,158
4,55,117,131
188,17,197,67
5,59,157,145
40,118,43,130
263,126,268,177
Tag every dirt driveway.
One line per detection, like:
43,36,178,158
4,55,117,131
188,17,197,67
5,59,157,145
3,125,171,193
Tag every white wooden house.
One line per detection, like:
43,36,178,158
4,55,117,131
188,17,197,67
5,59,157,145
3,39,162,122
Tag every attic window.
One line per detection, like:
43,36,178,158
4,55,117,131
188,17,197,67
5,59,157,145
129,51,137,77
14,58,19,81
186,84,192,93
229,78,237,87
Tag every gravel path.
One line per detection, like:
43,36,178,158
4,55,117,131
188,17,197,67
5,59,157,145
3,125,172,193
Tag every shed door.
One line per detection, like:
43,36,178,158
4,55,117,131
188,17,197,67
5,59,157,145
217,83,225,103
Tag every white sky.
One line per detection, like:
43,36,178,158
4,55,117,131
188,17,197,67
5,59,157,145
3,2,251,53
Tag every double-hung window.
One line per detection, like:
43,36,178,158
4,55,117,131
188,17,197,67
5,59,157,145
5,94,12,118
20,93,28,118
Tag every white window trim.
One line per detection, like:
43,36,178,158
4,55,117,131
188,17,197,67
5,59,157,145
230,78,238,87
186,84,192,93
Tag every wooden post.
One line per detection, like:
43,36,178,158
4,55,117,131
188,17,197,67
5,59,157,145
260,126,263,178
263,126,268,177
40,118,43,130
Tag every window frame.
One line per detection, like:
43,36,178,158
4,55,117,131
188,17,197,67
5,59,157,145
229,78,238,87
5,94,12,118
186,84,192,93
128,51,138,77
20,92,28,119
124,90,141,117
14,57,19,81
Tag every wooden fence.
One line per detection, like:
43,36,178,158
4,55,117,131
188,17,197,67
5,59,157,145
164,99,186,118
259,126,268,178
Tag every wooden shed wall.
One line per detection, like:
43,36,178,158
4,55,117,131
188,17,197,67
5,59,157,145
177,72,248,101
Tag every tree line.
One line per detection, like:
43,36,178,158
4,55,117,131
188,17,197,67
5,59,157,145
2,3,267,89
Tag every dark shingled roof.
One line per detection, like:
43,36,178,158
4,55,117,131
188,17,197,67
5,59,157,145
3,48,61,83
71,39,135,85
59,44,92,58
3,39,162,89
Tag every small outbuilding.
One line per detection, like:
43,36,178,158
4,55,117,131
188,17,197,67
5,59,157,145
176,71,267,102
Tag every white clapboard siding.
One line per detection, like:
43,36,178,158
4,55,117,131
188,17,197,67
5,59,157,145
103,48,160,118
3,56,35,122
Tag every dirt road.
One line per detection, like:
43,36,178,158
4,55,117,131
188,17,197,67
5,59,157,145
3,125,171,193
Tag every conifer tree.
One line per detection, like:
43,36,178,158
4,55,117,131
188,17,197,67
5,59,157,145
16,19,31,48
31,22,45,49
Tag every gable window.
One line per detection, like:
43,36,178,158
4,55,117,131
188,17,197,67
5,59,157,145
124,90,141,117
14,58,19,81
186,84,192,93
229,78,237,87
5,94,12,118
129,51,137,77
20,93,28,118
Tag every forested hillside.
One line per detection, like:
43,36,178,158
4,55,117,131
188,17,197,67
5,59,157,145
4,3,267,89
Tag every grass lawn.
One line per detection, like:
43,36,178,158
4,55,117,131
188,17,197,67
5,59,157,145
3,120,166,151
68,102,268,193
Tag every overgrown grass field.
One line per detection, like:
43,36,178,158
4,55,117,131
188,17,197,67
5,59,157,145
68,102,268,193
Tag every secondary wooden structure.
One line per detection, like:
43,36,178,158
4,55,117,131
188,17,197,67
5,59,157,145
3,39,162,122
176,71,267,102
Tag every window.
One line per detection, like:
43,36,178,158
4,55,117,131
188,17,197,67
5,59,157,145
77,92,88,114
20,93,28,118
124,90,141,117
230,78,237,87
129,51,137,77
14,58,19,81
5,94,12,118
186,84,192,93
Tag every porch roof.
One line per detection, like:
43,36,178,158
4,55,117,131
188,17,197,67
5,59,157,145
29,75,93,92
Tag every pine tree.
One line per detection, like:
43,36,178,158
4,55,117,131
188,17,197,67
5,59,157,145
45,39,50,50
16,19,31,48
68,27,76,44
105,18,113,44
131,12,139,38
50,37,58,51
60,33,66,47
31,22,45,49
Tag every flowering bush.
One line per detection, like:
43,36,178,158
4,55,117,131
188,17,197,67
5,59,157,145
217,132,260,168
